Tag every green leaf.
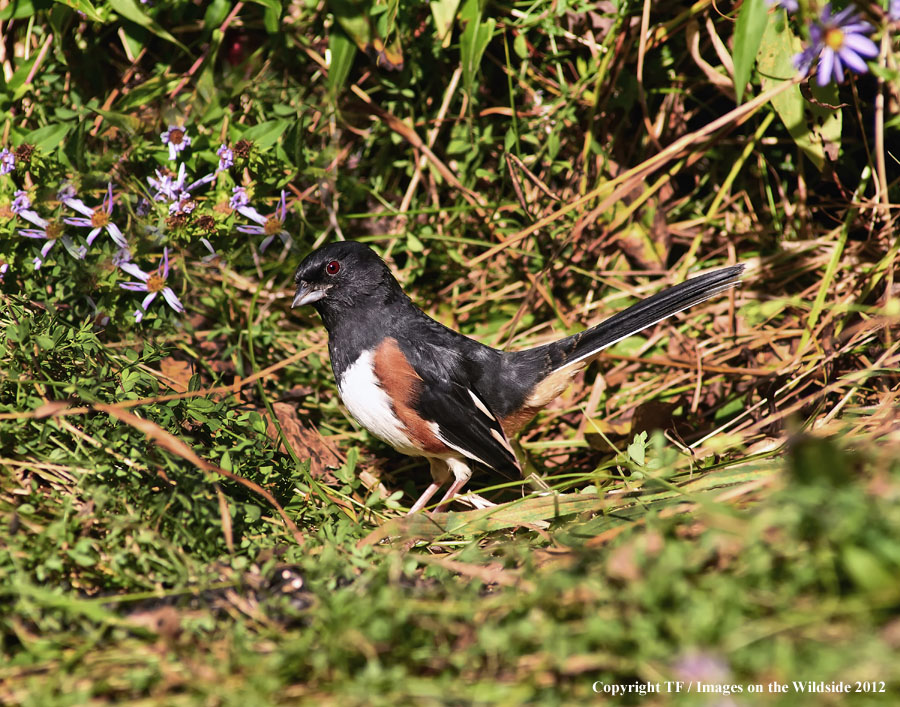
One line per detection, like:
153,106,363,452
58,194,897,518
459,0,495,101
430,0,460,47
330,0,372,51
51,0,104,22
23,123,73,152
328,27,357,96
733,0,768,104
108,0,188,53
757,16,841,171
240,119,291,149
628,431,648,467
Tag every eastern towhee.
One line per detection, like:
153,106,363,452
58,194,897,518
292,242,744,514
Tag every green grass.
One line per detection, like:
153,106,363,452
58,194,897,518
2,0,900,703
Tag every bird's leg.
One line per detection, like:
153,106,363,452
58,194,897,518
432,458,473,514
407,458,451,515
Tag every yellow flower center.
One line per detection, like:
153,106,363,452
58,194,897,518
45,221,64,240
264,216,283,236
825,27,845,51
169,129,185,145
91,209,109,228
146,274,166,292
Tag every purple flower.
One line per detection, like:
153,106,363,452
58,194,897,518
0,262,8,280
11,190,31,214
229,186,250,210
148,163,215,203
57,183,77,202
119,247,184,322
795,4,879,86
767,0,798,11
161,125,191,161
216,144,234,172
1,148,14,175
234,189,292,252
112,247,132,267
18,211,86,270
168,192,196,215
890,0,900,22
62,183,127,248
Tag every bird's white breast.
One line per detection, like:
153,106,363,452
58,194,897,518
337,350,420,455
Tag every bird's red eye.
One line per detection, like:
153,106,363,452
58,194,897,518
325,260,341,275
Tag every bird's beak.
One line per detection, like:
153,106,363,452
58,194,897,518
292,281,329,308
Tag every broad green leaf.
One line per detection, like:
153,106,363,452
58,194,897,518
328,27,357,96
330,0,372,51
240,120,291,149
86,106,142,134
108,0,188,53
51,0,103,22
23,123,72,152
430,0,460,48
459,0,495,101
733,0,768,104
757,16,841,171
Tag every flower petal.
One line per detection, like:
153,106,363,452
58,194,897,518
259,234,276,252
817,48,836,85
120,282,149,291
141,292,158,310
838,47,869,74
63,197,94,218
121,262,150,281
237,205,267,225
841,33,878,59
19,229,48,239
161,287,185,313
18,210,48,228
106,223,128,248
236,225,265,235
63,217,93,227
86,228,101,246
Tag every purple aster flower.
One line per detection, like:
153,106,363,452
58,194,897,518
890,0,900,21
18,212,86,270
0,262,8,280
57,183,77,202
11,190,31,214
148,163,215,203
112,247,132,267
161,125,191,161
795,4,879,86
235,189,292,252
767,0,798,11
119,247,184,322
168,192,196,215
62,182,127,248
229,186,250,210
1,148,14,175
217,144,234,172
148,163,187,201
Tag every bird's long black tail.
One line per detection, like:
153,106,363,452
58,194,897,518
540,264,745,373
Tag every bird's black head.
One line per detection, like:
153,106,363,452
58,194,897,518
292,241,404,328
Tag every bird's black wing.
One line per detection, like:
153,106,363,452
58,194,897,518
398,336,521,476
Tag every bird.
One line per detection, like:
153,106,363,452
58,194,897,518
292,241,744,514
